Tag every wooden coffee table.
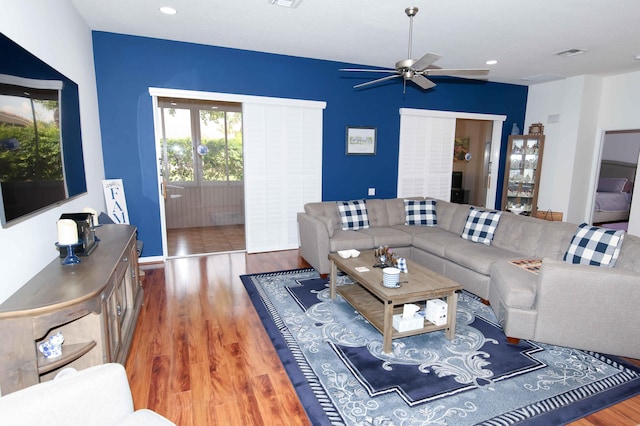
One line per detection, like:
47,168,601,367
329,250,462,353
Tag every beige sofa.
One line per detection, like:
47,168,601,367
297,198,640,358
0,363,174,425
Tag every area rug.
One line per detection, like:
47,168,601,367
240,269,640,425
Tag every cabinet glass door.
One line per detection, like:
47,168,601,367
502,135,544,216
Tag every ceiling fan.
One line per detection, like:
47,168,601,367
340,7,489,92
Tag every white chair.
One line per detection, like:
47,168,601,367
0,363,174,425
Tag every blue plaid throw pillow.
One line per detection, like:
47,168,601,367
404,199,437,226
461,207,501,245
563,223,625,267
337,200,370,230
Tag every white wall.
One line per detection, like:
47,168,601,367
525,70,640,235
0,0,105,303
602,132,640,162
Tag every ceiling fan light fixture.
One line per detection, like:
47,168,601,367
269,0,301,8
340,6,488,92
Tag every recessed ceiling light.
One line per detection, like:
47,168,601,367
486,60,498,65
160,6,177,15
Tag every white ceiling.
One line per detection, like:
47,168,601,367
71,0,640,86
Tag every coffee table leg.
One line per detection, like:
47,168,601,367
383,300,393,353
445,291,458,340
329,259,337,299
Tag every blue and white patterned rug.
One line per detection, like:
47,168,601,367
240,269,640,425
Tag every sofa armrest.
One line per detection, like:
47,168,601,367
0,364,133,425
0,363,174,426
298,212,332,274
534,258,640,357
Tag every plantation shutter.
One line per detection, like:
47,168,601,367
397,109,456,200
243,101,325,253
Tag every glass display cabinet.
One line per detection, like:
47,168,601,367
501,134,545,216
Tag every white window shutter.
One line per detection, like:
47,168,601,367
398,111,456,200
243,103,323,253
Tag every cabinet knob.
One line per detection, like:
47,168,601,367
121,257,128,262
116,305,122,316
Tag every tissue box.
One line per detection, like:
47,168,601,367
392,314,424,332
424,299,448,326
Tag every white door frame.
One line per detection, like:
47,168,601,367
148,87,326,260
398,108,507,207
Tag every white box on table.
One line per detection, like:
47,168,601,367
424,298,448,326
392,314,424,332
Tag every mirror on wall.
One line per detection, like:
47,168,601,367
0,33,87,226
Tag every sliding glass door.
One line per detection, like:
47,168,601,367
157,98,245,257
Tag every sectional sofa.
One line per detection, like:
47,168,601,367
297,198,640,359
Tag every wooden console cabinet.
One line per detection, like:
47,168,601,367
0,224,143,395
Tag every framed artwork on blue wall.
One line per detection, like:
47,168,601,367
346,126,377,155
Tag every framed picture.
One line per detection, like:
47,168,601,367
453,137,470,162
528,122,544,135
346,126,377,155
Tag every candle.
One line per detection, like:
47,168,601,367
57,219,78,245
82,207,99,227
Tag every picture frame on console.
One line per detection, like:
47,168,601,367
346,126,376,155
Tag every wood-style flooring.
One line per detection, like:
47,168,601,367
126,250,640,425
167,225,245,257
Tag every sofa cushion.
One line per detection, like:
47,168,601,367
434,200,461,232
404,199,437,226
329,229,375,252
391,224,434,237
490,260,538,310
461,207,502,245
491,213,544,257
615,234,640,273
412,228,463,257
304,201,341,234
563,223,625,267
445,240,515,275
364,199,389,227
534,221,577,260
337,200,370,230
385,198,407,226
359,227,413,247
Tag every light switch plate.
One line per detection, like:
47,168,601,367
368,187,375,196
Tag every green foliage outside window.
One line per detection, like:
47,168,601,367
165,109,243,183
166,137,194,182
0,122,63,182
166,135,243,182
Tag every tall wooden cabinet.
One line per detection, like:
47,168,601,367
501,134,545,216
0,225,143,395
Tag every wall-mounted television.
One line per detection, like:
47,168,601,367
0,33,86,226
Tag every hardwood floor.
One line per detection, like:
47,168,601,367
166,225,245,257
126,250,640,425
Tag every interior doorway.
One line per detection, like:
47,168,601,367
591,129,640,232
157,98,245,257
452,119,494,207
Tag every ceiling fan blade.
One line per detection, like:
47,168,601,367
354,74,402,89
424,68,490,77
340,68,399,73
412,53,442,71
410,75,436,90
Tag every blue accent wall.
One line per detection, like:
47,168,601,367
93,32,528,257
